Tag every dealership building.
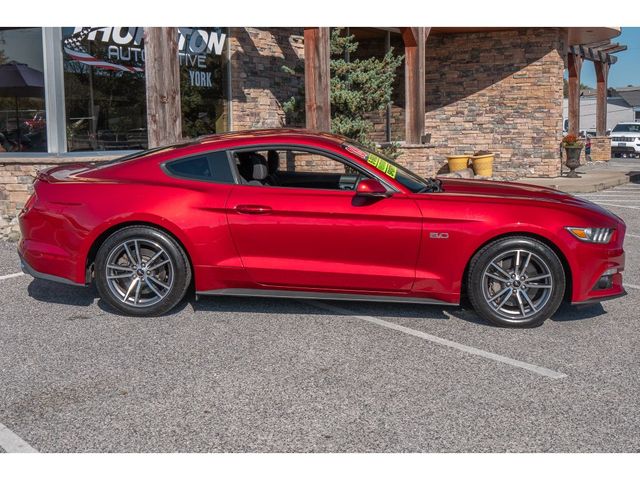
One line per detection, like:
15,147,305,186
0,26,624,239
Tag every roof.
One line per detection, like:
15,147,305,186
614,88,640,108
195,128,350,146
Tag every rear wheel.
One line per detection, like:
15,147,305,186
95,226,191,316
467,236,565,327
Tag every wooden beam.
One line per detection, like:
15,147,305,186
403,27,430,144
304,27,331,132
570,43,623,65
567,52,583,137
594,60,610,136
144,27,182,148
400,27,418,47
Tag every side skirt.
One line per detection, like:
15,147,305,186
196,288,458,306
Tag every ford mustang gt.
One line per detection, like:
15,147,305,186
18,129,626,327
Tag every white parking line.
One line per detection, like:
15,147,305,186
0,272,24,281
307,300,567,380
0,423,38,453
625,283,640,290
626,233,640,239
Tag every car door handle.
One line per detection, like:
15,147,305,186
234,204,273,215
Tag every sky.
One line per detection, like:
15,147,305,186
579,27,640,88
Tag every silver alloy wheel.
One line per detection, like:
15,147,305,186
105,238,175,308
481,249,553,321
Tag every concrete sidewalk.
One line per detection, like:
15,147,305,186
518,161,640,193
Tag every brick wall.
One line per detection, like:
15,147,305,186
589,136,611,162
229,27,305,130
424,28,567,178
0,164,37,240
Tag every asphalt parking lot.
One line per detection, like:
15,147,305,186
0,182,639,453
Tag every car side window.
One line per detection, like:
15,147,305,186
165,151,235,183
231,147,373,191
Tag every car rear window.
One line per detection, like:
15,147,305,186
165,151,235,183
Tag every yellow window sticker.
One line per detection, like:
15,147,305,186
367,153,397,179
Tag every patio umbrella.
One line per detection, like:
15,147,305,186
0,62,45,147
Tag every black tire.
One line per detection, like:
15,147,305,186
467,236,565,328
95,226,191,316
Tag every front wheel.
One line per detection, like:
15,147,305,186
467,237,565,328
95,226,191,316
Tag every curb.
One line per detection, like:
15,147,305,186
521,171,640,194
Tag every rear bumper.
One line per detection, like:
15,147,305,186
18,248,84,286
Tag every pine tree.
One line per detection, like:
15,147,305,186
283,28,403,148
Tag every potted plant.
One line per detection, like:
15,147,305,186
562,134,583,178
471,150,495,177
446,154,471,173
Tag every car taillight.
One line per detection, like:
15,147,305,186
21,193,37,215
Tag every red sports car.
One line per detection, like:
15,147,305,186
18,129,626,327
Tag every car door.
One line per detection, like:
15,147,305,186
225,146,423,293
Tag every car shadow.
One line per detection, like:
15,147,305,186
27,278,98,307
191,295,479,324
550,302,607,322
25,278,609,325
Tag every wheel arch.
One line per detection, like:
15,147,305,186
460,231,573,303
84,220,195,287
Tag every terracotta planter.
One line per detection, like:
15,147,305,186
471,153,495,177
446,155,470,172
564,145,582,178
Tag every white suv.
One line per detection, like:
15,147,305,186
611,122,640,158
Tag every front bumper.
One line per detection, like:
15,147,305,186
568,230,626,304
611,143,640,154
572,289,627,305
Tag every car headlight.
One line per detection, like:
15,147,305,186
565,227,614,244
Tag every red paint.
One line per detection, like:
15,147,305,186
18,129,626,305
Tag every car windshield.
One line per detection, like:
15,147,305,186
612,124,640,133
343,142,440,193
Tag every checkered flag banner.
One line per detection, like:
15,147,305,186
63,27,144,73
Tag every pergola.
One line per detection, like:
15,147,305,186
567,40,627,137
303,27,429,144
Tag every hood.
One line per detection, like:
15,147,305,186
440,178,569,199
438,178,621,220
611,131,640,138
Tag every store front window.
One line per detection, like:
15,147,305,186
62,27,228,152
0,28,47,153
178,28,228,138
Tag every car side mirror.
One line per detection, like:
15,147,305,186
355,179,392,198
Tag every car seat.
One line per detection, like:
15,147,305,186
265,150,281,186
237,152,269,185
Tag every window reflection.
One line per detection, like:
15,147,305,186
0,28,47,153
62,27,228,152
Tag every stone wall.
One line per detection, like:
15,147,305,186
0,164,38,240
229,27,305,130
425,28,567,178
589,136,612,162
393,145,437,178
